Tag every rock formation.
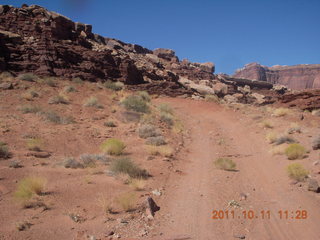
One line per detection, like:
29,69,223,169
234,62,320,90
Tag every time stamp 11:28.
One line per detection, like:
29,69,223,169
212,210,308,220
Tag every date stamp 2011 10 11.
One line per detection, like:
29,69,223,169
212,210,308,220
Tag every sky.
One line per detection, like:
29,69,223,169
3,0,320,74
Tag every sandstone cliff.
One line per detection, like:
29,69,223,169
233,62,320,90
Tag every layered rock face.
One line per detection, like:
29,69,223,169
0,4,219,96
234,63,320,90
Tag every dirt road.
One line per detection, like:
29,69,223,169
153,98,320,240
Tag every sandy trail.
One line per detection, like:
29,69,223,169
154,98,320,240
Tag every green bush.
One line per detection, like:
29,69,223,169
122,95,149,113
18,73,37,82
110,158,148,178
100,138,126,155
285,144,306,160
287,163,309,181
214,158,236,171
104,80,124,91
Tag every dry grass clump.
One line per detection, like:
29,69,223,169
138,124,161,139
97,194,114,215
116,192,137,212
287,122,301,134
48,94,69,104
273,108,290,117
145,136,166,146
100,138,126,155
158,103,173,115
269,144,287,155
19,104,42,114
122,95,150,113
0,71,13,81
42,77,57,87
260,120,273,129
104,121,117,127
110,158,149,178
63,85,77,93
312,136,320,150
0,141,10,159
266,132,277,144
61,157,84,169
14,176,47,205
26,138,43,151
40,111,75,124
83,96,103,109
146,145,174,157
158,103,175,127
285,144,306,160
21,89,40,101
72,77,84,84
18,73,38,82
274,135,296,145
104,80,124,91
138,91,151,102
214,158,236,171
287,163,309,181
205,94,219,103
129,178,146,191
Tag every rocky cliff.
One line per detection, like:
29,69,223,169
233,62,320,90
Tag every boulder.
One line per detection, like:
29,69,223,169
224,94,238,104
213,82,229,97
251,92,266,104
145,197,160,219
312,136,320,150
308,179,320,193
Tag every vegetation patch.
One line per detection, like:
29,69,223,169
285,143,306,160
48,94,69,104
18,73,38,82
138,91,151,102
42,77,57,87
104,121,117,127
116,192,137,212
146,145,174,157
274,135,296,145
129,178,146,191
104,80,124,91
84,96,103,109
100,138,126,155
63,85,77,93
19,104,42,114
21,89,40,101
110,158,149,178
61,157,84,169
122,95,150,113
260,120,273,129
40,111,75,124
138,124,161,139
287,163,309,181
214,158,237,171
0,141,10,159
26,138,43,152
145,136,166,146
273,108,290,117
266,132,277,144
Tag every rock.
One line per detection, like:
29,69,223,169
152,189,162,196
308,179,320,193
26,151,51,158
312,136,320,150
153,48,177,61
273,84,288,94
0,82,13,90
251,92,266,104
233,234,246,239
198,62,215,73
213,82,229,97
237,85,251,94
145,197,160,219
223,95,238,104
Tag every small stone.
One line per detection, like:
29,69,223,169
152,190,162,196
233,234,246,239
308,179,320,193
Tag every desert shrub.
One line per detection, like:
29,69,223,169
26,138,42,151
104,121,117,127
9,160,23,168
158,103,173,115
145,136,166,146
138,91,151,102
14,176,47,204
129,178,146,191
84,96,103,109
19,104,42,114
0,142,10,159
266,132,277,144
61,157,84,169
104,80,124,91
214,158,236,171
110,158,149,178
116,192,137,212
79,154,107,168
18,73,37,82
122,95,149,113
21,89,39,101
273,108,290,117
270,145,287,155
0,71,13,80
63,85,76,93
285,144,306,160
48,94,69,104
205,94,219,103
72,77,84,84
40,111,75,124
97,194,114,214
311,109,320,116
138,124,161,139
146,145,174,157
287,163,309,181
100,138,125,155
43,77,56,87
312,136,320,150
287,123,301,134
261,120,273,129
160,112,174,126
274,135,296,145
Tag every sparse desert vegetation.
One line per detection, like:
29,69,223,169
286,163,309,181
273,107,290,117
122,95,150,113
116,192,137,212
101,138,126,155
18,73,37,82
284,143,306,160
48,94,69,104
83,96,103,109
26,138,43,151
19,104,42,114
110,158,149,178
0,141,10,159
104,80,124,91
214,158,236,171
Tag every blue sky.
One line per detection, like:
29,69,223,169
3,0,320,74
